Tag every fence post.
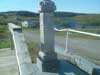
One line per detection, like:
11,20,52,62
66,29,69,53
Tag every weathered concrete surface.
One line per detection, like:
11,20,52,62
38,0,57,72
9,23,34,75
32,60,88,75
0,48,18,75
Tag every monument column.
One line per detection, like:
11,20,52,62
37,0,58,72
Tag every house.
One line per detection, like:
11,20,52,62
22,21,35,27
67,20,100,29
67,20,80,29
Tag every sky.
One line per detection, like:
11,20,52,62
0,0,100,14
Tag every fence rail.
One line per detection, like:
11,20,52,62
54,28,100,75
54,28,100,37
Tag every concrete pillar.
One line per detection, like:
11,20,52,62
40,13,55,54
37,0,58,72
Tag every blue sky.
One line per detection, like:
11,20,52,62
0,0,100,13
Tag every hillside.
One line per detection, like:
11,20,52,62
0,11,84,18
0,11,100,27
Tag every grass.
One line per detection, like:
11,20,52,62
0,25,8,38
55,31,66,36
32,28,40,33
0,40,10,49
26,41,40,63
23,27,40,33
0,25,10,49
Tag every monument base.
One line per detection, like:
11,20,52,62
37,51,59,73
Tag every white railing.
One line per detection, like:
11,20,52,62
54,28,100,75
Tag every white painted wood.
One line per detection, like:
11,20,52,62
54,28,67,32
54,28,100,37
68,29,100,37
65,30,69,53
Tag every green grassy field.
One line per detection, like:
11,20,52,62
0,25,10,49
0,40,10,49
0,25,8,37
23,27,40,33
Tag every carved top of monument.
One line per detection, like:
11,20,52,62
39,0,56,12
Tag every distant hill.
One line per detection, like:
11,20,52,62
0,11,84,25
0,11,100,27
0,11,38,17
0,11,85,17
54,12,85,17
0,11,38,25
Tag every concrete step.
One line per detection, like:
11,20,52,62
0,69,18,75
0,48,18,75
0,48,15,57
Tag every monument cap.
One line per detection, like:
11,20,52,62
39,0,56,12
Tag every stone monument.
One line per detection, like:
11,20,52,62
37,0,58,72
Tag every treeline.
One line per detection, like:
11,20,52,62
0,11,81,25
74,14,100,26
54,12,85,17
0,11,38,17
0,11,39,25
0,11,84,18
0,11,100,27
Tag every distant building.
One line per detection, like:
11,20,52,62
67,20,100,29
67,20,79,29
22,21,35,27
54,24,64,29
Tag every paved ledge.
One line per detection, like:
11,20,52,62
32,59,88,75
0,48,18,75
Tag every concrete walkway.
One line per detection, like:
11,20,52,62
0,48,18,75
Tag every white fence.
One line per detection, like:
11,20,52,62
54,28,100,75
